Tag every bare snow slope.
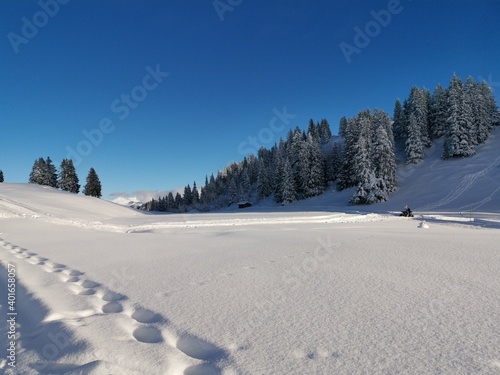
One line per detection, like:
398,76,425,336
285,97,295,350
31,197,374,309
0,184,499,374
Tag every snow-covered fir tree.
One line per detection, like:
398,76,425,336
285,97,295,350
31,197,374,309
192,181,200,205
280,157,296,204
319,119,332,144
57,159,80,193
303,132,326,197
349,136,375,204
373,109,397,192
42,157,58,188
392,98,406,145
337,117,361,190
273,150,284,203
29,157,57,187
405,113,424,164
325,142,342,182
471,79,494,145
183,184,193,205
429,83,449,138
256,157,272,201
83,168,102,198
443,74,476,158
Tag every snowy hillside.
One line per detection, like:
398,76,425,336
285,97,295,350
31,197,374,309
0,183,499,374
215,127,500,219
381,127,500,213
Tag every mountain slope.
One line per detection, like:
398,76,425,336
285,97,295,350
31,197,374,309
380,127,500,213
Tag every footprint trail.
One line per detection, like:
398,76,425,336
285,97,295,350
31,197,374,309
0,237,235,374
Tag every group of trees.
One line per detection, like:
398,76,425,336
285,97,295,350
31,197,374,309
145,119,345,212
394,74,499,163
28,157,102,198
144,73,499,212
337,109,397,204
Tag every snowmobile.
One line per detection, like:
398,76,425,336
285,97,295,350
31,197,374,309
399,207,414,217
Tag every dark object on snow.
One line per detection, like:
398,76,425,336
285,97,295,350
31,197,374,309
238,201,253,209
400,205,414,217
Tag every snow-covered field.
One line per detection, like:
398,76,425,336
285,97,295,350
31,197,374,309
0,182,499,374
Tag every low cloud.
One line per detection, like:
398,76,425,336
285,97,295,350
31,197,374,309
109,188,184,203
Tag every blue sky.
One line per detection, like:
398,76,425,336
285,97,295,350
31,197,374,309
1,0,499,200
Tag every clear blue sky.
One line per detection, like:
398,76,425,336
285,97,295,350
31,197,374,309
1,0,499,200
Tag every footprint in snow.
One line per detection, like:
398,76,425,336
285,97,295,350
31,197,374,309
28,258,45,265
80,280,100,289
78,288,96,296
183,363,222,375
44,262,66,273
101,291,125,302
45,261,66,269
102,302,123,314
131,307,161,323
176,334,226,361
132,326,163,343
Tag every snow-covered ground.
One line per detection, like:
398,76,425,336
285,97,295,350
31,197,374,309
0,181,499,374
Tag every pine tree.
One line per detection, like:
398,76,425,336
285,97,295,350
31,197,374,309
83,168,102,198
429,83,449,138
192,181,200,204
443,74,476,158
373,111,397,193
319,119,332,144
338,116,348,138
392,98,406,144
57,159,80,193
175,192,185,211
228,177,238,204
421,88,433,146
240,168,251,200
0,170,3,183
329,142,342,182
302,133,325,197
43,157,58,187
167,192,176,211
405,113,424,164
273,151,284,203
407,86,431,148
280,157,296,204
29,157,46,185
350,136,375,204
337,117,361,190
307,119,320,144
183,184,193,205
257,158,272,200
473,80,494,145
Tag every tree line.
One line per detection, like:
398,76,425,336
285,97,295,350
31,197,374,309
28,157,102,198
144,73,499,212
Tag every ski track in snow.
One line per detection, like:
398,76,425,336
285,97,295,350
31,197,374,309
418,155,500,212
0,238,234,375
